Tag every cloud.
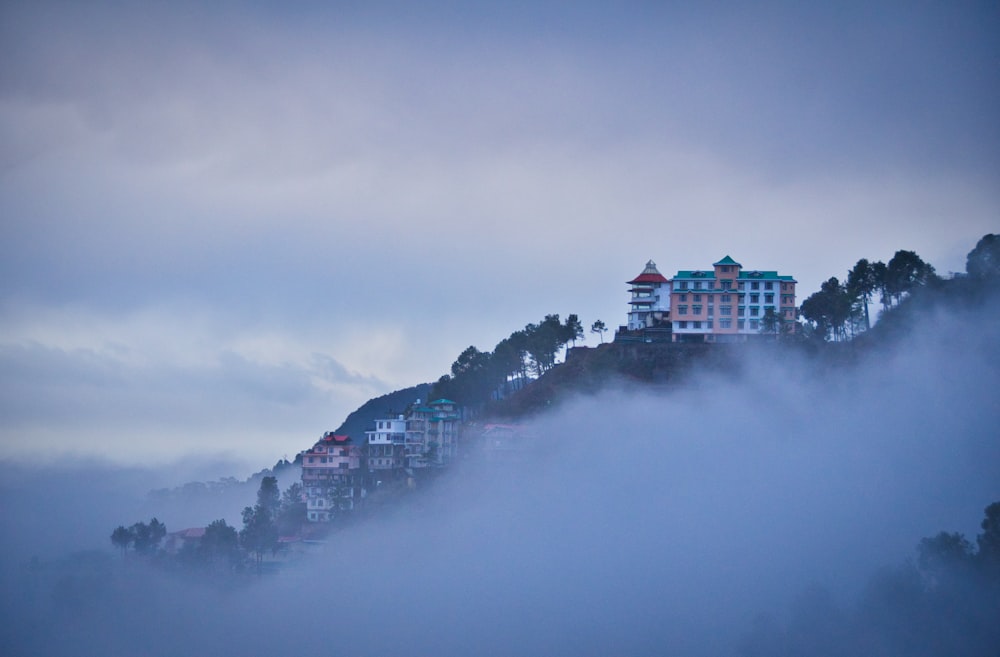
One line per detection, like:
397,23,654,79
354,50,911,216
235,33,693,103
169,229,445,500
1,282,998,657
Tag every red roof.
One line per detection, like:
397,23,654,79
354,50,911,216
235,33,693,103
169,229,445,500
627,260,669,285
628,272,669,284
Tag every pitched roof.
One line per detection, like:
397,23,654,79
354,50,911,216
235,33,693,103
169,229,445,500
628,260,669,284
713,255,741,267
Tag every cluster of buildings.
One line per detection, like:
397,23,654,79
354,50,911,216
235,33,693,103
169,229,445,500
301,398,460,522
299,255,798,522
624,255,797,342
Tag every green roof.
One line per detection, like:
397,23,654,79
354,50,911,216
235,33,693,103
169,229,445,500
737,270,782,279
430,398,456,405
713,255,741,266
673,270,716,279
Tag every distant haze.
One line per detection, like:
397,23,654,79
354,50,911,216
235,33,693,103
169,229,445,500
1,1,998,464
1,288,998,656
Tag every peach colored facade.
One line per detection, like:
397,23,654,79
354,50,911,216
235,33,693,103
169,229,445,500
669,256,796,342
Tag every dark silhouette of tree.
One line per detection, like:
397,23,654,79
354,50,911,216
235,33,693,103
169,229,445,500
148,518,166,549
590,320,607,343
523,314,568,376
256,476,280,518
917,531,974,577
800,277,852,341
126,517,166,555
277,483,307,536
110,525,131,558
447,345,495,405
977,501,1000,571
241,477,280,571
200,519,239,566
966,233,1000,279
495,330,529,384
563,314,584,347
846,258,879,331
872,260,890,312
885,249,937,305
130,521,151,554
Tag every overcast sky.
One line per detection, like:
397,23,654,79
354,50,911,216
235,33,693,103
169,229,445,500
1,1,997,468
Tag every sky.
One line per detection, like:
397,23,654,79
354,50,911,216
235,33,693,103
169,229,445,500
1,1,998,468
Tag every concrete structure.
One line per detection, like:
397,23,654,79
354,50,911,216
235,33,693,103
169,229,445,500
365,416,406,474
626,260,671,330
405,398,460,467
301,432,365,522
304,399,462,522
669,256,796,342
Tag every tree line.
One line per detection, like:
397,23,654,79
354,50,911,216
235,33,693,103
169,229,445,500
431,313,588,408
739,501,1000,656
799,234,999,341
110,476,306,573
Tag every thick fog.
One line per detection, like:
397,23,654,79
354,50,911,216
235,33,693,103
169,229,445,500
1,296,998,657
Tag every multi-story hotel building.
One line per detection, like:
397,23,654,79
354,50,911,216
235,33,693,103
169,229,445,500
669,256,796,342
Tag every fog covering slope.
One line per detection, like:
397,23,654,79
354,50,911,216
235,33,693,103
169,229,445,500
1,293,998,657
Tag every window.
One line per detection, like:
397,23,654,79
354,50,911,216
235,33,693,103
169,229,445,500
693,294,702,302
721,294,731,303
721,280,732,290
750,294,759,303
694,282,702,290
765,282,774,290
693,321,701,329
720,319,732,329
678,281,688,290
751,282,760,290
750,307,759,317
679,293,688,302
706,319,713,329
765,293,774,304
721,265,730,272
678,321,687,329
720,305,732,315
678,305,688,315
738,282,746,291
750,320,760,331
692,305,702,314
738,306,745,317
738,320,745,330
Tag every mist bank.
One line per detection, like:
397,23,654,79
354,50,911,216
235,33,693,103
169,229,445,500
2,285,998,657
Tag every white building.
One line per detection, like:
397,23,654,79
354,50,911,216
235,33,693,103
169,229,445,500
626,260,671,330
365,416,406,473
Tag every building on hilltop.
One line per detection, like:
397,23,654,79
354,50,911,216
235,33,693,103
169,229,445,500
626,260,671,331
301,432,364,522
669,255,797,342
